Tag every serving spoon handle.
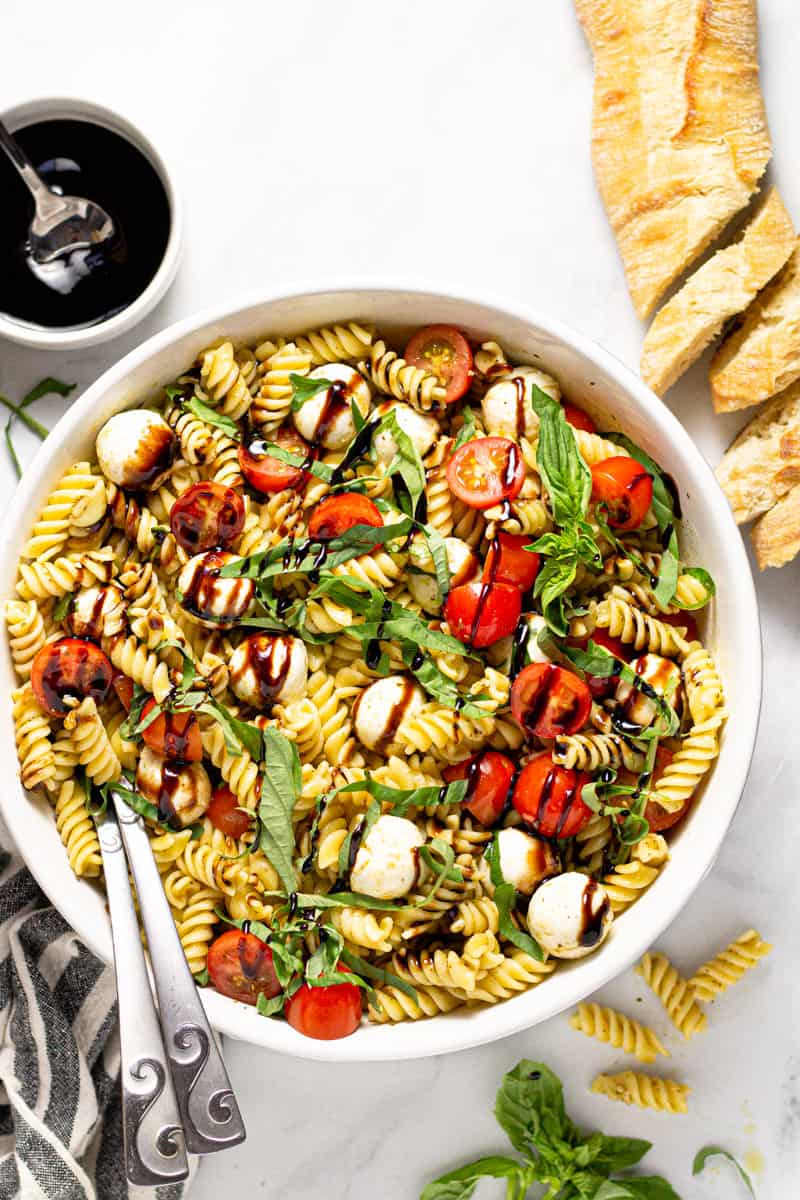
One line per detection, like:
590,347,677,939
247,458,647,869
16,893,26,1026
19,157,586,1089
110,784,247,1155
95,803,189,1186
0,119,67,221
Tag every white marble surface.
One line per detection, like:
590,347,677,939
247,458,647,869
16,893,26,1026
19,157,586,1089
1,1,798,1197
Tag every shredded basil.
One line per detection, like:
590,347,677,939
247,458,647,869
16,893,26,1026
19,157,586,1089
289,372,333,411
485,835,545,961
181,394,240,439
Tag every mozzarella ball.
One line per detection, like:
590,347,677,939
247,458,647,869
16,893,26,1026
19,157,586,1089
96,410,176,490
481,366,560,439
65,585,124,640
372,401,440,465
135,746,212,827
352,675,425,750
496,828,560,895
350,814,423,899
615,654,683,730
229,634,308,709
177,551,254,628
527,872,613,959
292,363,372,449
407,537,480,613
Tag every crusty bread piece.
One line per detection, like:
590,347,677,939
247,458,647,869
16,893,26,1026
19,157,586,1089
710,246,800,412
576,0,771,319
751,482,800,568
640,190,795,396
715,382,800,523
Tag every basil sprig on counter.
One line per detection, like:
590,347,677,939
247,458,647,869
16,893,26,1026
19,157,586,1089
528,387,603,635
693,1146,755,1197
421,1059,680,1200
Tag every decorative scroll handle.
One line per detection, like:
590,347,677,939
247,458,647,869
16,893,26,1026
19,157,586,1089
95,806,188,1186
112,785,246,1154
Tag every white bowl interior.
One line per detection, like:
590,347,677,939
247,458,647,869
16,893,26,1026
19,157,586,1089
0,283,761,1061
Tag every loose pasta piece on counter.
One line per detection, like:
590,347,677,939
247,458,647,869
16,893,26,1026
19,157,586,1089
591,1071,689,1114
689,929,772,1003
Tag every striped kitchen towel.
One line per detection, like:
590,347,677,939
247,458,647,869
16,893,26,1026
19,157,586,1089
0,821,188,1199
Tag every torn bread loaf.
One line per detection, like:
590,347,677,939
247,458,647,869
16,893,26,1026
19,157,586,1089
710,246,800,413
715,382,800,524
640,190,795,396
751,482,800,569
576,0,771,319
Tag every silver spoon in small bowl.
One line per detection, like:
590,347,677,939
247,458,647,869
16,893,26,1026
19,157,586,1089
0,118,118,294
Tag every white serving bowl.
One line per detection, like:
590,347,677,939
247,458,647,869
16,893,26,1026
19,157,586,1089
0,96,183,350
0,282,761,1061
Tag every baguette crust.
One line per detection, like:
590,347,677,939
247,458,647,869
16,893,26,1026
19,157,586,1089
715,382,800,523
751,482,800,569
711,247,800,412
640,190,795,396
576,0,771,319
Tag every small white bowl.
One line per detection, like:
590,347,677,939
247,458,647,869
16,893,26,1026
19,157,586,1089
0,282,762,1061
0,96,183,351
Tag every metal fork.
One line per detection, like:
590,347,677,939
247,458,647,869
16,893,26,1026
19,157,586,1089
96,780,246,1185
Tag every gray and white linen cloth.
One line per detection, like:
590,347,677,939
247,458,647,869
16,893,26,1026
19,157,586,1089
0,818,189,1199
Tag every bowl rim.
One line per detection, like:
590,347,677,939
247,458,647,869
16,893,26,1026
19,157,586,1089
0,95,183,351
0,278,762,1060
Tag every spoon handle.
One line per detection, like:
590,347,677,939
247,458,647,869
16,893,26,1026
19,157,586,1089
94,803,189,1186
0,119,66,218
110,786,247,1155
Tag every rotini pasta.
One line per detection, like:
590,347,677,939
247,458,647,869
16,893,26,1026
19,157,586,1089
689,929,772,1003
591,1071,689,1114
570,1002,668,1064
636,952,707,1040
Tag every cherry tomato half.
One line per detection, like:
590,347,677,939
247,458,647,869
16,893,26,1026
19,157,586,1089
562,402,596,434
139,698,202,762
112,672,134,712
483,532,541,592
512,753,593,838
307,492,383,545
446,437,525,510
285,970,362,1041
590,457,653,531
511,663,592,739
444,580,522,649
207,929,281,1005
31,638,113,718
207,785,253,839
169,481,245,555
238,426,312,494
404,324,473,405
443,750,516,826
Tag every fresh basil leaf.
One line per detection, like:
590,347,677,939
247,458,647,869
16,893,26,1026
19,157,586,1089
653,526,680,607
399,643,489,718
376,408,428,519
486,836,545,961
693,1146,755,1197
257,727,300,894
313,773,467,819
220,518,414,581
494,1060,578,1160
107,781,162,825
420,1156,527,1200
531,385,591,523
336,801,380,880
153,639,196,691
256,991,287,1017
533,552,579,637
587,1135,652,1174
420,522,451,601
52,593,72,624
23,377,76,406
339,948,420,1005
182,394,240,439
419,840,464,884
452,406,478,451
559,640,679,738
199,700,263,760
290,372,333,412
194,967,210,986
605,1179,682,1200
674,566,716,611
293,890,402,913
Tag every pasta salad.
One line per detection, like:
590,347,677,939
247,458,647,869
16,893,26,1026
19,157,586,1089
6,320,726,1040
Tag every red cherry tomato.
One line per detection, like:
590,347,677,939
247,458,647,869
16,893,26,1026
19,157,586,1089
403,324,473,405
238,426,312,494
512,753,593,838
307,493,383,545
169,481,245,555
562,402,596,433
643,748,688,832
443,751,516,826
511,663,592,739
444,580,522,649
660,611,700,643
483,532,541,591
207,929,281,1005
31,638,113,718
112,672,134,712
139,698,202,762
590,457,654,531
285,969,362,1041
207,785,253,839
446,437,525,510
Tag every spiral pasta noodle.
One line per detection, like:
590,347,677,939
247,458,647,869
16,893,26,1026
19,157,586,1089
648,712,725,814
5,600,48,679
595,596,689,657
55,779,102,878
199,340,254,420
294,321,374,365
12,684,55,791
552,732,645,773
689,929,772,1003
570,1002,668,1063
591,1071,689,1114
360,340,446,412
63,697,121,785
252,341,312,431
636,951,707,1039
